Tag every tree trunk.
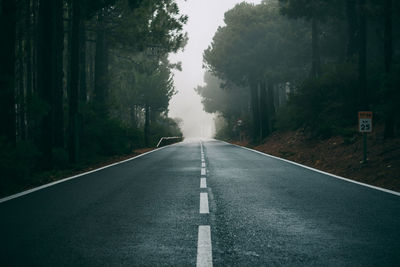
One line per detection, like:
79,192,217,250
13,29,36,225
267,81,276,134
53,0,64,148
89,42,95,98
68,0,80,164
37,0,54,166
311,16,321,78
79,21,87,103
346,0,358,60
383,0,392,74
259,81,269,139
383,0,394,138
32,0,38,96
17,15,26,141
94,12,109,115
358,0,367,110
144,103,150,146
66,0,72,106
78,19,87,152
0,0,17,146
37,0,64,166
250,80,260,142
25,0,33,140
27,0,39,143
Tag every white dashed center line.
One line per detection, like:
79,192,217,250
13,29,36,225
197,142,212,266
200,192,209,214
200,178,207,189
196,225,213,267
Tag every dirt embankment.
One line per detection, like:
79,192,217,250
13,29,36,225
234,126,400,192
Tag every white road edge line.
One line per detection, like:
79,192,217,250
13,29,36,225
0,145,174,204
201,168,206,176
197,225,213,267
220,140,400,197
200,178,207,189
200,192,209,214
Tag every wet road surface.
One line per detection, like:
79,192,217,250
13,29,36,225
1,140,399,266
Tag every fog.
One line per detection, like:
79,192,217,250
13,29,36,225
169,0,262,138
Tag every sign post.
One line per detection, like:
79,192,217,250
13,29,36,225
358,111,373,163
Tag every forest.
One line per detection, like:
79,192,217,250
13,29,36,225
197,0,399,143
0,0,186,196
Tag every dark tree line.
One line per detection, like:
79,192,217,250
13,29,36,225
0,0,186,195
200,0,399,142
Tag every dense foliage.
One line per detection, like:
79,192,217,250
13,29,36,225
0,0,186,195
198,0,400,142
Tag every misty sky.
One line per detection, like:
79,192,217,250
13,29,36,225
169,0,261,138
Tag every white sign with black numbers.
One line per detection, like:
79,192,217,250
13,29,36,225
359,118,372,132
358,111,373,133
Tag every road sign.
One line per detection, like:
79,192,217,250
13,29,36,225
358,111,372,133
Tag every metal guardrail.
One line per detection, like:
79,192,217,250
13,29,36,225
156,136,183,148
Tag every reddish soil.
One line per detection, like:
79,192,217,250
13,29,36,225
132,148,155,154
234,126,400,192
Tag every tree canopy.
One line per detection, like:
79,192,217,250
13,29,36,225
0,0,186,196
198,0,400,142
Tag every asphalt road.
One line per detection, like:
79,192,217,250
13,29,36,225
1,140,399,266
